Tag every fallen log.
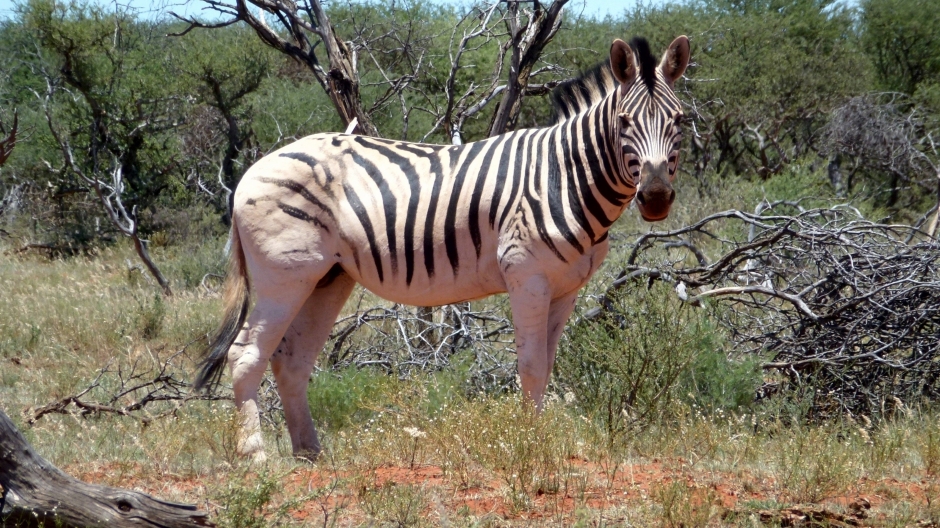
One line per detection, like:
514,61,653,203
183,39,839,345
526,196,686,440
0,408,213,527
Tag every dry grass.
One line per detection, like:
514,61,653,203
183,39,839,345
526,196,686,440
2,182,940,526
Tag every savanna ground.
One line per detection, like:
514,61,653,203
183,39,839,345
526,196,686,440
2,168,940,528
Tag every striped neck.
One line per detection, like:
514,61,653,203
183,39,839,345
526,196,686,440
552,90,636,238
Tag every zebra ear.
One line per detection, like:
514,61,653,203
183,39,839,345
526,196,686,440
610,39,637,85
660,35,690,86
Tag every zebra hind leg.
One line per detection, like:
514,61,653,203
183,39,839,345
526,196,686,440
270,267,355,460
227,262,333,462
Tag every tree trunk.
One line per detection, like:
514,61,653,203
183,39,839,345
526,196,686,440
0,409,210,527
827,154,844,197
133,235,173,297
488,0,568,137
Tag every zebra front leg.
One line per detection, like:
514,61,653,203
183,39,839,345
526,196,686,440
271,270,355,460
542,290,579,393
507,274,552,411
229,290,314,462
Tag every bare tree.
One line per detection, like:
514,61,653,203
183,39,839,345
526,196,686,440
487,0,566,137
174,0,569,142
33,76,175,296
822,93,940,216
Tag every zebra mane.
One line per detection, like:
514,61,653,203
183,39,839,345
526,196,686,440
550,60,616,123
550,37,658,123
630,37,657,96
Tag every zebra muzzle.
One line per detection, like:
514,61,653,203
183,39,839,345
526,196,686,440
636,161,675,222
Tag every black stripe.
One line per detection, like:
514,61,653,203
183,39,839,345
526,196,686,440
278,152,335,197
468,140,501,258
565,121,614,228
488,133,517,229
444,141,486,275
546,130,584,254
276,201,329,231
559,123,596,242
397,143,445,280
348,149,398,278
354,137,422,286
343,184,384,283
258,177,335,219
527,132,568,262
578,111,628,205
596,97,624,188
279,152,319,171
498,132,528,230
340,234,362,274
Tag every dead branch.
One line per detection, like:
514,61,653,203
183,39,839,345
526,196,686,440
0,110,17,167
174,0,378,137
27,346,230,425
609,207,940,419
323,299,517,393
31,59,175,296
822,93,940,205
488,0,568,136
0,409,213,527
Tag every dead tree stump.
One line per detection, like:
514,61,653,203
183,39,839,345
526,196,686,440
0,408,213,527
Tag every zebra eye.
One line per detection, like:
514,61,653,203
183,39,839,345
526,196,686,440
626,156,641,180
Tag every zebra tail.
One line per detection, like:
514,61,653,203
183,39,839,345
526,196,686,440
194,220,250,393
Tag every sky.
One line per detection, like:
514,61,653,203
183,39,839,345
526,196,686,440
0,0,633,22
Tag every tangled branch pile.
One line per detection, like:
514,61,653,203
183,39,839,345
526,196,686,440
614,205,940,419
323,299,517,392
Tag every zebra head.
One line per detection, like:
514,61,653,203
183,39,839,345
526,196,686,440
610,36,690,222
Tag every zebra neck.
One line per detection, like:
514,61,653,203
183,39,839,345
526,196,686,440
552,104,635,237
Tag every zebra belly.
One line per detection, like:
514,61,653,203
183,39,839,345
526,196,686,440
337,243,509,307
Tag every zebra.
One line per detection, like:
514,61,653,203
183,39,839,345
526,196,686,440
195,36,690,461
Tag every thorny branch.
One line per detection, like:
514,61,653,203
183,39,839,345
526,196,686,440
27,345,230,425
604,206,940,419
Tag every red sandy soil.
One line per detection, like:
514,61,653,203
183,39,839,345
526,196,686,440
66,457,936,525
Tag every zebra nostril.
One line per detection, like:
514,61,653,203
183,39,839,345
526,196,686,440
668,189,676,203
636,192,646,205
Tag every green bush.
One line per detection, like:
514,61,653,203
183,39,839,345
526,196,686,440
307,367,395,431
555,281,757,437
680,344,762,414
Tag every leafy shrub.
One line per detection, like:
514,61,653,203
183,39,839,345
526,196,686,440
307,367,395,431
215,470,301,528
680,345,762,414
555,281,755,436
